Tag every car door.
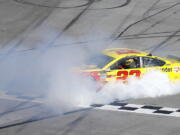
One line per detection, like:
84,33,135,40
105,56,142,81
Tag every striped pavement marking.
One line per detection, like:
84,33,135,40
89,102,180,118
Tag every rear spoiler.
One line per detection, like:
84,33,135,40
167,55,180,61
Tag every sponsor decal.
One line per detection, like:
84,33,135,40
161,68,172,72
174,66,180,73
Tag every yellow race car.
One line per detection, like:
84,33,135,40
81,48,180,83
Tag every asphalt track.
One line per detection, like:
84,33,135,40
0,0,180,135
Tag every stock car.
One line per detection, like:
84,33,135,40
81,48,180,83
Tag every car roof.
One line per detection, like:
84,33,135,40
103,48,148,58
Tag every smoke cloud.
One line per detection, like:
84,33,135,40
0,32,180,113
45,47,180,111
95,71,180,104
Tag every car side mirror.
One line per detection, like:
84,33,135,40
147,53,152,56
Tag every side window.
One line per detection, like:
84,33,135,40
110,57,140,70
142,57,165,67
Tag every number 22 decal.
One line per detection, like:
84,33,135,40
117,70,141,80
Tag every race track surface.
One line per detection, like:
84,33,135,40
0,0,180,135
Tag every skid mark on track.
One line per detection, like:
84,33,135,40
149,30,180,53
14,0,131,10
0,103,41,118
60,112,88,135
1,6,58,49
0,0,93,61
109,0,180,54
1,99,180,130
0,107,91,130
2,0,179,56
120,31,180,40
142,30,180,52
43,0,94,49
142,0,161,22
0,30,180,55
135,12,179,36
132,5,180,39
114,1,180,39
110,0,139,40
89,0,131,10
0,0,62,56
14,0,91,9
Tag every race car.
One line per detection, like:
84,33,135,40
81,48,180,83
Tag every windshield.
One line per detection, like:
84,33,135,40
85,54,114,68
